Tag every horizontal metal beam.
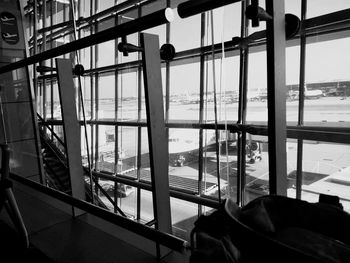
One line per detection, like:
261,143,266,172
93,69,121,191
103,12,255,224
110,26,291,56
244,125,350,143
0,8,174,75
10,173,187,252
177,0,241,18
32,10,350,80
39,117,350,143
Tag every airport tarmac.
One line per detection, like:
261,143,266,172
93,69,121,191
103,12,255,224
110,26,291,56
95,96,350,240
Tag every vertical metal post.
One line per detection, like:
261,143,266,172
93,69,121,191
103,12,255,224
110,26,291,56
265,0,287,195
89,0,95,171
114,4,120,215
56,59,85,207
93,0,99,172
42,0,47,120
50,1,54,124
165,0,171,123
197,12,206,216
140,33,172,236
33,0,38,96
296,0,307,200
136,6,142,221
236,0,249,205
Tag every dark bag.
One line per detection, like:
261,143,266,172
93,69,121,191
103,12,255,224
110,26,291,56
190,195,350,263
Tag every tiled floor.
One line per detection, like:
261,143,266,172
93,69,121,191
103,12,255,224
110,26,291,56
0,186,163,263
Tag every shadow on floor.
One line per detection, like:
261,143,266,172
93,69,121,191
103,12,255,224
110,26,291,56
0,220,55,262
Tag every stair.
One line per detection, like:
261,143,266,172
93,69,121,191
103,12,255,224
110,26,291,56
40,132,72,195
38,127,108,209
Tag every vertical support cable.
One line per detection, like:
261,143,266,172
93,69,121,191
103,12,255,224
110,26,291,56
236,0,249,206
296,0,307,199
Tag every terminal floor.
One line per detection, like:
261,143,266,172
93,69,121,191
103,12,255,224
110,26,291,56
0,186,166,263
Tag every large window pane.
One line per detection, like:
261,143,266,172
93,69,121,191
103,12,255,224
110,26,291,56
117,69,139,121
307,0,350,18
305,37,350,125
98,73,115,119
203,56,240,123
169,61,200,121
289,141,350,213
247,51,267,123
168,128,199,192
170,13,200,52
245,134,269,203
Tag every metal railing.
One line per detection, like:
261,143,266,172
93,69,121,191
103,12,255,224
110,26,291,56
0,0,240,253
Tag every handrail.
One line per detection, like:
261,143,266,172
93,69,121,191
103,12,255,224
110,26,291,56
10,173,188,252
177,0,241,18
31,0,158,38
0,8,174,75
0,0,247,75
0,145,29,248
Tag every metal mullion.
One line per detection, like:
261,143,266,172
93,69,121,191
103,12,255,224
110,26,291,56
197,12,206,216
136,5,142,221
265,0,287,195
94,0,99,177
114,4,120,216
236,0,249,206
90,0,97,171
296,0,307,200
165,0,171,134
33,0,38,98
76,0,82,121
63,2,67,59
88,0,94,171
50,1,55,140
42,0,47,120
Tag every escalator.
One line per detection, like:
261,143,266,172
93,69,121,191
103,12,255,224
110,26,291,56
38,125,108,209
40,128,71,195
